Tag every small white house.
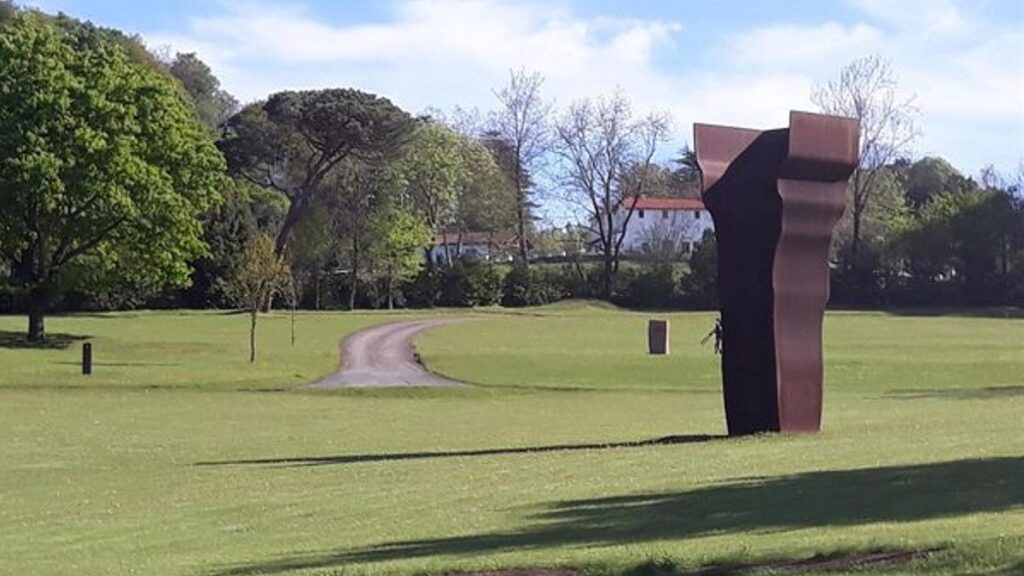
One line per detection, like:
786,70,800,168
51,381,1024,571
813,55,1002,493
611,197,714,255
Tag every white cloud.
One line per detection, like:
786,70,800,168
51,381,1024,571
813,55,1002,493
847,0,971,33
144,0,1023,176
724,21,882,69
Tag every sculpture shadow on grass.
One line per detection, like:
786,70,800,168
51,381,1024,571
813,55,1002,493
208,457,1024,575
881,308,1024,320
0,330,89,350
195,434,725,468
887,386,1024,400
52,360,181,368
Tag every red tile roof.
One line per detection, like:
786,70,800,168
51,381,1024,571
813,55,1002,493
434,232,495,245
623,197,705,211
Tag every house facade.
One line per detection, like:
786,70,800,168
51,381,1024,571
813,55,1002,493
610,197,714,256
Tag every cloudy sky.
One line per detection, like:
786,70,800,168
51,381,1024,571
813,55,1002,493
23,0,1024,178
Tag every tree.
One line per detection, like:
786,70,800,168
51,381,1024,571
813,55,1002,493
329,159,404,310
901,156,973,208
0,13,223,340
671,145,702,198
219,89,414,254
366,208,431,309
229,234,290,362
452,136,517,252
812,55,917,268
680,229,718,308
168,52,238,130
402,122,467,267
491,69,551,262
554,91,670,299
637,210,699,263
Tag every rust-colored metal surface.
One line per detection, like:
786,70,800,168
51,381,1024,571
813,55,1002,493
648,319,670,355
694,111,858,435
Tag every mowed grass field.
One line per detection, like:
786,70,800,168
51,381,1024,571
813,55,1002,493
0,304,1022,576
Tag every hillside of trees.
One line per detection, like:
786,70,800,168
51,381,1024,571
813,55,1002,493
1,2,1021,340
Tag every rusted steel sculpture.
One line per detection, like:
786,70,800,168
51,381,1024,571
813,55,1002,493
694,111,859,435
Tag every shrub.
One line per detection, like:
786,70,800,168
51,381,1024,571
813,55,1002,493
500,262,566,307
437,260,503,307
613,264,677,309
400,268,440,308
678,229,718,309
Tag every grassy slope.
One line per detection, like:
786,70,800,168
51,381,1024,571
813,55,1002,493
0,305,1022,576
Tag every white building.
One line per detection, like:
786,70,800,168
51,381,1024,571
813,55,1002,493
610,197,714,256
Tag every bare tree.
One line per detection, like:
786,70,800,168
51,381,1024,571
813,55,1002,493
638,215,699,263
813,55,918,266
554,91,670,299
491,69,552,263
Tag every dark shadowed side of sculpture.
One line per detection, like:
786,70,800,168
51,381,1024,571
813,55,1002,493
694,111,859,435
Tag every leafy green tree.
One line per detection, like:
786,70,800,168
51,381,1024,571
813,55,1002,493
0,13,223,340
328,159,407,309
219,89,414,253
366,208,431,309
184,179,286,308
453,136,517,246
228,233,290,362
680,229,718,308
900,156,974,209
402,122,467,266
829,167,910,301
168,52,238,130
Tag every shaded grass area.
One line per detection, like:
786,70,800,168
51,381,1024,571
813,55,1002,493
1,305,1023,576
0,329,89,350
211,457,1023,575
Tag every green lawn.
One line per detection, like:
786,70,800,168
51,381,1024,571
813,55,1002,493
0,304,1022,576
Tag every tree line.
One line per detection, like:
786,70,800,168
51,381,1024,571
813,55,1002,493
1,4,1022,348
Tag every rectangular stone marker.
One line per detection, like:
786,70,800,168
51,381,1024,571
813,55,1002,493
82,342,92,375
648,320,670,355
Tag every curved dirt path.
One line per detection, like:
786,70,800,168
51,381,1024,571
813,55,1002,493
309,319,464,388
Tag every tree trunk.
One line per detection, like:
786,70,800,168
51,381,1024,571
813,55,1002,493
249,309,257,363
274,196,307,255
515,160,529,264
424,247,434,273
27,305,46,343
517,201,529,264
314,269,321,310
349,235,360,311
387,272,395,310
290,287,296,347
850,203,862,265
602,254,613,301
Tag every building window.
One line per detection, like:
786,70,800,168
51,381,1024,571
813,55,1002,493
662,210,669,219
694,210,702,220
638,209,645,219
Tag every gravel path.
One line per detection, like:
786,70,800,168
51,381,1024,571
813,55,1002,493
308,319,464,388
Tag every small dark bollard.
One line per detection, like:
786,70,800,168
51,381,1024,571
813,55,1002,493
648,320,670,355
82,342,92,375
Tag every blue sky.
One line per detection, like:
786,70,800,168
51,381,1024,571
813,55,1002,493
22,0,1024,184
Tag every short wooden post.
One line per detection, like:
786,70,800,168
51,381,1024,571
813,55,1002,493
648,319,670,355
82,342,92,375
